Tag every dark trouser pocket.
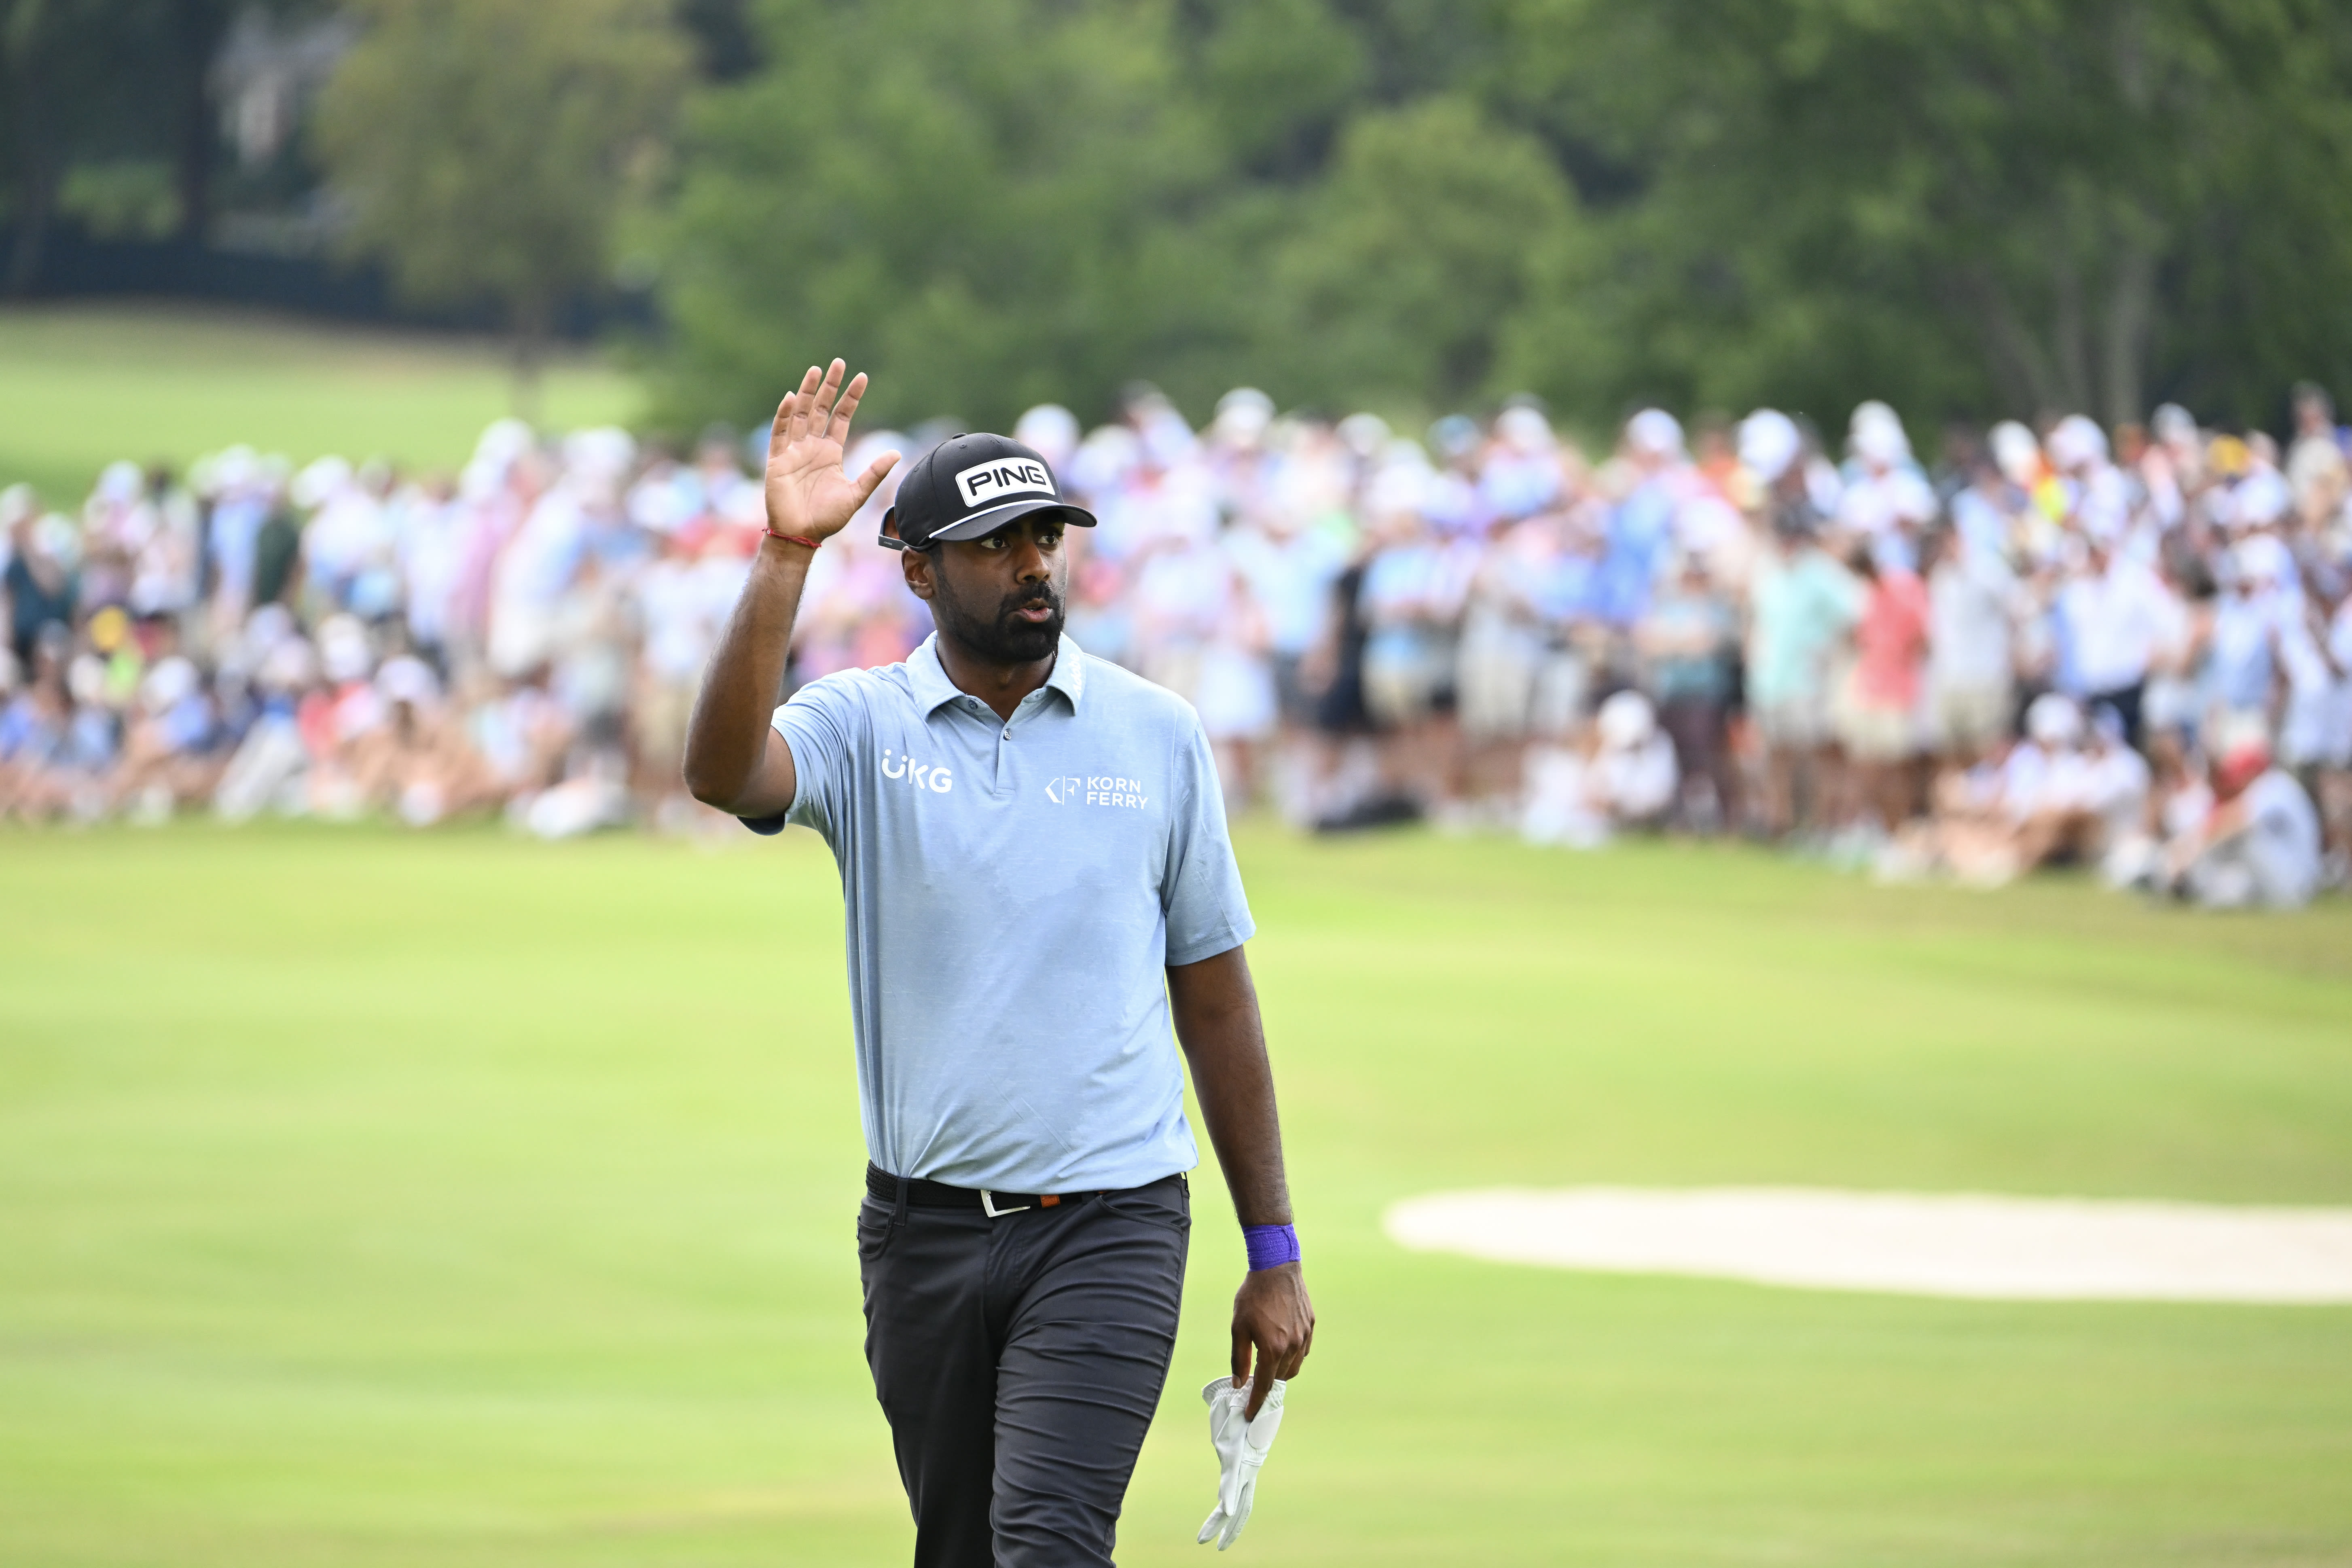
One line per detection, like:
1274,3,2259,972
855,1196,895,1262
1095,1176,1191,1234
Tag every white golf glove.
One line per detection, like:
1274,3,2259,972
1197,1374,1285,1550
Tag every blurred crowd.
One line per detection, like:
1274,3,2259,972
4,381,2348,909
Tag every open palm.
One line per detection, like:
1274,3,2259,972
763,359,900,543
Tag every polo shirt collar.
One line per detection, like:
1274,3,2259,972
906,635,963,715
906,633,1086,716
1045,634,1086,712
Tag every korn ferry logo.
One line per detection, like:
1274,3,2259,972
1046,774,1148,808
880,747,953,794
955,457,1056,508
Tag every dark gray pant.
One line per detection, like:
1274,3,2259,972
857,1174,1190,1568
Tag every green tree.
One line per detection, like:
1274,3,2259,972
1495,0,2352,430
2,0,324,288
658,0,1253,433
661,0,1553,431
315,0,687,415
1271,95,1586,416
2,0,165,290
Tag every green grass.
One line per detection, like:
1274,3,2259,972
0,303,640,508
2,823,2349,1566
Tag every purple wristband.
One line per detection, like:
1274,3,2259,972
1243,1223,1301,1271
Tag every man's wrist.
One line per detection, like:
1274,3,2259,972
1242,1223,1300,1271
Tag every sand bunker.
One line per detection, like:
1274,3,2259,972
1382,1187,2352,1303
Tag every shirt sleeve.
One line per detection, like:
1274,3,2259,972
1161,710,1256,966
739,671,866,838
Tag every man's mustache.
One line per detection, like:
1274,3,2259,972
999,586,1063,619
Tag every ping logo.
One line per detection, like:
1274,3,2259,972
955,458,1055,508
880,747,953,794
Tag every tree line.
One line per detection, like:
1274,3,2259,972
8,0,2352,438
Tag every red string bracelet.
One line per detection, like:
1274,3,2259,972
764,528,823,550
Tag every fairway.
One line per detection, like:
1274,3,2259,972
0,304,639,507
4,824,2350,1566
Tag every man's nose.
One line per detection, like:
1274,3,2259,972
1012,534,1049,582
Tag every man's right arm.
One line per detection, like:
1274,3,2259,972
682,357,899,820
682,538,810,818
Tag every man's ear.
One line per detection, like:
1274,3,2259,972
902,546,937,602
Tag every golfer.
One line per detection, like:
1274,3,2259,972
684,360,1315,1567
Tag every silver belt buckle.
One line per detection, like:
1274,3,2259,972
980,1189,1031,1218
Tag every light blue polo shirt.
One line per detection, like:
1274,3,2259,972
748,633,1255,1193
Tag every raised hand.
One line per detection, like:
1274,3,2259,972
763,359,900,544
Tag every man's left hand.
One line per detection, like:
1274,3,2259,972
1231,1261,1313,1419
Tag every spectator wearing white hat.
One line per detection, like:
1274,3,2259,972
1835,402,1937,566
349,655,495,826
1738,409,1803,500
1015,403,1084,476
1479,404,1565,523
1591,689,1679,827
107,654,222,821
1592,410,1685,629
213,625,318,822
2203,535,2297,736
2056,525,2178,749
1519,689,1677,849
1910,693,2096,885
2226,434,2295,538
2046,414,2133,542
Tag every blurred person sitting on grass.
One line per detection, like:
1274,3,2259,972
4,638,118,822
1522,689,1679,849
105,654,223,823
1893,694,2104,886
2151,724,2322,910
348,655,499,827
295,614,385,819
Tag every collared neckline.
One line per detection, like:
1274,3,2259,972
906,633,1086,717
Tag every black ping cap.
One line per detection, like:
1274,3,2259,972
880,432,1095,551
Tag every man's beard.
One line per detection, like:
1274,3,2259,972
932,572,1065,664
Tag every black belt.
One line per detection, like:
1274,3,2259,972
866,1162,1112,1217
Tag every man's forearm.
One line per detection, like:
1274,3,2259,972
1169,949,1292,1227
683,538,811,811
1171,946,1313,1409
